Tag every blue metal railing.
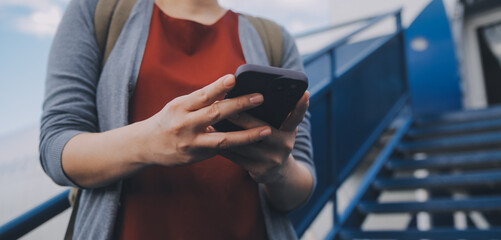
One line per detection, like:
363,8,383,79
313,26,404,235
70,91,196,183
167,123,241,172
0,190,70,239
289,8,407,236
0,9,407,239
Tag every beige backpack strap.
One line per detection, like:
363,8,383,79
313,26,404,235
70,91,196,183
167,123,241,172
241,14,284,67
64,188,81,240
94,0,138,67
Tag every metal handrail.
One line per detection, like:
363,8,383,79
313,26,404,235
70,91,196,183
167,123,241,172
294,8,401,39
303,8,402,66
0,190,70,239
293,9,405,237
293,15,381,39
0,8,405,239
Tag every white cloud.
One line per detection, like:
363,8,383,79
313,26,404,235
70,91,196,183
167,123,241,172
0,0,67,37
219,0,330,34
16,5,62,37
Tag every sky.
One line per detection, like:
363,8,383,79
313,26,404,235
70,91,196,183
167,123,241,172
0,0,448,137
0,0,68,137
0,0,334,137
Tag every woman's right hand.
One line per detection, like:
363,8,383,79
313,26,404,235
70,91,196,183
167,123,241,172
141,74,272,167
61,74,270,188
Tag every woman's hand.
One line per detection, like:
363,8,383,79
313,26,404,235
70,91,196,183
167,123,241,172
219,91,313,211
142,74,272,167
62,74,272,188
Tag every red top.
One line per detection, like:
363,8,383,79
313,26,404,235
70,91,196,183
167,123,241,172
116,4,267,240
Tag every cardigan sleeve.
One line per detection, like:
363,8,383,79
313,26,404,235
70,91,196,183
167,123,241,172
279,26,317,205
39,0,101,187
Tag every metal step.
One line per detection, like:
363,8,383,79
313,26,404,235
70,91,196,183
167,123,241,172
373,170,501,190
386,150,501,170
414,105,501,127
407,119,501,139
358,196,501,213
398,132,501,153
339,229,501,240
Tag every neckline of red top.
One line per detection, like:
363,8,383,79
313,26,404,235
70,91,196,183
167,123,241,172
154,3,232,28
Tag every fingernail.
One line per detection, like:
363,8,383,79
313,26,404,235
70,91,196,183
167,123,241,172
260,128,271,137
223,75,234,87
250,94,264,104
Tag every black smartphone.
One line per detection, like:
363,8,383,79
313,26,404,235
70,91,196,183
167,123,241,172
214,64,308,132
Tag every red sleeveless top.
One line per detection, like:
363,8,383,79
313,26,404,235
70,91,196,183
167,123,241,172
116,4,267,240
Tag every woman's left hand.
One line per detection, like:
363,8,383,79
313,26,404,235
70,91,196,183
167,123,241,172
218,91,310,184
217,91,313,211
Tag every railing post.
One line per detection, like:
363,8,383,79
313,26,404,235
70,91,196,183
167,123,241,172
328,47,339,228
395,10,402,32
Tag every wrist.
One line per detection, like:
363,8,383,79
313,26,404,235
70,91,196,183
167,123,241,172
128,119,156,166
261,154,297,186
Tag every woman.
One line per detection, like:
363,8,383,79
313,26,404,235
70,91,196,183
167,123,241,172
40,0,316,239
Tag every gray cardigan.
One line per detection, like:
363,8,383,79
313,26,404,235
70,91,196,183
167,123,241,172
40,0,316,239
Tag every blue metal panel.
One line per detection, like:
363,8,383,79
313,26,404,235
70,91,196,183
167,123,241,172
332,34,407,181
336,35,394,76
405,0,462,116
290,10,408,235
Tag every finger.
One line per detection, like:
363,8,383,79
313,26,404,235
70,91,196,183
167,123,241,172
185,74,235,111
229,112,294,147
280,91,309,132
228,112,268,129
194,126,271,149
205,125,216,133
189,93,264,127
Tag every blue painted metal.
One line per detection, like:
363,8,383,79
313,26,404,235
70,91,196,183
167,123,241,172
404,0,462,116
329,29,407,183
386,150,501,170
358,196,501,213
408,118,501,138
294,15,384,39
303,9,402,63
324,115,413,239
289,9,408,235
339,229,501,240
398,131,501,152
415,104,501,126
0,190,70,240
373,170,501,190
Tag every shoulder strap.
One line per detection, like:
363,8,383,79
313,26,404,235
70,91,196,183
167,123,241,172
94,0,138,67
241,14,284,67
64,188,81,240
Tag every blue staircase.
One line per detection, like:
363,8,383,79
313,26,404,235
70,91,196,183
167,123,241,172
332,110,501,239
1,1,501,239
